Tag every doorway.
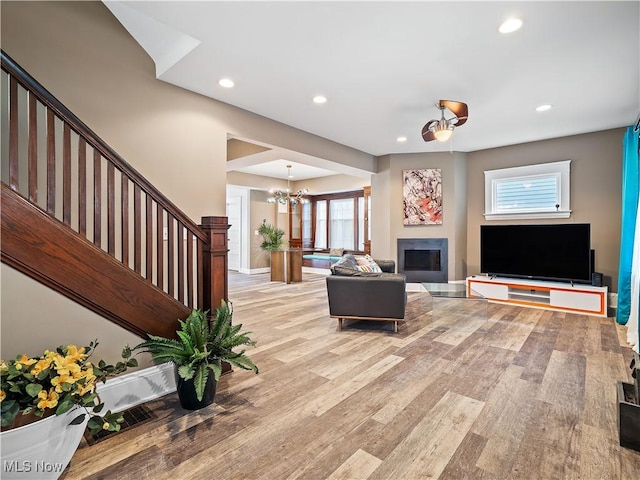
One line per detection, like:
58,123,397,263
226,196,242,271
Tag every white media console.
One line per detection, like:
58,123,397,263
466,275,608,317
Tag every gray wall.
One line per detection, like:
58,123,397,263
466,128,624,291
250,190,277,269
371,152,468,281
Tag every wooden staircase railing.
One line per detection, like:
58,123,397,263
1,50,228,339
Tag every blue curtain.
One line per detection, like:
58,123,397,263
616,125,639,325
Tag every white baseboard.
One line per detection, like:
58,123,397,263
96,363,175,413
302,266,331,275
247,267,270,275
235,267,271,275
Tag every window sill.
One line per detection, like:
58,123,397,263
484,210,571,221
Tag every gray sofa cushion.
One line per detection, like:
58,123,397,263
375,259,396,274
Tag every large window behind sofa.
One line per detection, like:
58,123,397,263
310,191,364,251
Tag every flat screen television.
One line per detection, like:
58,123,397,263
480,223,592,283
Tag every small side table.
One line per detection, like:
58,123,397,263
270,250,303,283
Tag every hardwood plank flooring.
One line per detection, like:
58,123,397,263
64,272,640,479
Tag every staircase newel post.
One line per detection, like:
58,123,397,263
199,216,230,313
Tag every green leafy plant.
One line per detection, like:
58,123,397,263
258,220,285,251
0,341,137,434
133,302,258,402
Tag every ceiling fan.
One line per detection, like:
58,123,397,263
421,100,469,143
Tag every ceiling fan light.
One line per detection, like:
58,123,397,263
434,129,453,142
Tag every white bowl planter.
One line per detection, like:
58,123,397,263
0,407,89,479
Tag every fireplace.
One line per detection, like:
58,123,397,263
398,238,448,283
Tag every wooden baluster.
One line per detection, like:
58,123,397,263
197,239,203,309
107,163,115,255
157,204,164,291
46,109,55,215
134,185,141,274
167,213,175,297
9,76,18,191
146,195,153,281
28,93,37,202
199,216,229,313
186,230,194,308
78,138,86,237
62,124,71,225
93,150,101,247
121,174,129,266
177,223,185,303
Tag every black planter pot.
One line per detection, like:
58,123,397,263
617,353,640,453
174,366,218,410
617,381,640,452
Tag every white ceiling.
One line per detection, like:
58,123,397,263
235,159,338,181
105,1,639,177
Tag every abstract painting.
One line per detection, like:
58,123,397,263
402,169,443,225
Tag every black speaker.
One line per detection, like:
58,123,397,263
592,272,603,287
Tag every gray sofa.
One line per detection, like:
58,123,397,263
325,255,407,332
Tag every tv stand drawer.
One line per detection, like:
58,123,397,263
468,280,508,300
550,289,603,313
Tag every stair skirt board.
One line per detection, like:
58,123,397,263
96,363,176,414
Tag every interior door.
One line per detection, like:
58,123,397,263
226,196,242,271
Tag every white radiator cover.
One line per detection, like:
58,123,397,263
96,362,176,413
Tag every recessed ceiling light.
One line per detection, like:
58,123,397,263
313,95,327,104
396,136,407,143
218,78,234,88
536,104,552,112
499,18,523,34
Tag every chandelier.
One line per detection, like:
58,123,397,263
268,165,309,205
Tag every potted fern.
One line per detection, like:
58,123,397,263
258,220,285,251
133,302,258,410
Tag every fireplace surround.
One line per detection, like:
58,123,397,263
398,238,448,283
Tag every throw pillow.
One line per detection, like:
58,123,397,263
329,247,344,257
354,254,382,273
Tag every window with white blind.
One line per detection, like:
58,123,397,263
304,191,366,252
329,198,355,249
484,160,571,220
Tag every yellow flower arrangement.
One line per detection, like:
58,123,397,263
0,341,136,435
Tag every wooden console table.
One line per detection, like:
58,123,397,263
270,250,303,283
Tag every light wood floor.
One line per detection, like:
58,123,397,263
65,272,640,479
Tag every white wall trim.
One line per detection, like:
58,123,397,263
484,210,571,220
245,267,270,275
226,185,251,273
302,266,331,275
96,362,175,413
